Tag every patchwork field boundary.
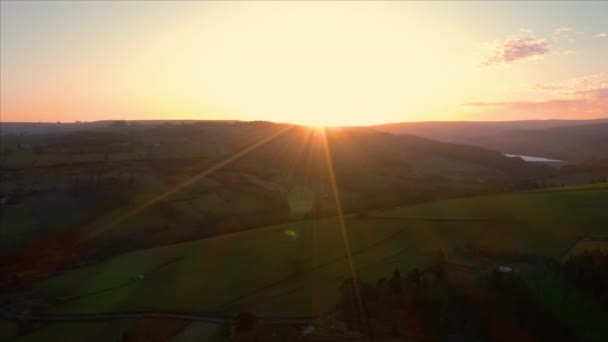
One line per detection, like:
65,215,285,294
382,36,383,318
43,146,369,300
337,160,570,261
0,308,311,325
559,236,608,261
215,223,428,309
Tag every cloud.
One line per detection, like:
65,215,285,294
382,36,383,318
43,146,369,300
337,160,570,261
465,95,608,120
554,27,574,34
555,49,577,56
551,27,583,42
466,74,608,120
481,36,550,66
576,87,608,101
532,73,608,95
595,33,608,38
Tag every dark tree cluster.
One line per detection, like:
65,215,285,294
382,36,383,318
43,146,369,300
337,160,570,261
329,248,608,342
562,250,608,308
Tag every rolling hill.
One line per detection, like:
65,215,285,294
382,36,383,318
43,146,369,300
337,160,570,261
3,183,607,341
1,122,552,259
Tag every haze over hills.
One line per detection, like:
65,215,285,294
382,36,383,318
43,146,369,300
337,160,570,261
0,122,553,259
373,118,608,162
0,120,238,135
5,118,608,163
372,118,608,141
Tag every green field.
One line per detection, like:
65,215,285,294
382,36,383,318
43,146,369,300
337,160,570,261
0,319,19,340
562,239,608,260
7,320,135,342
4,183,608,340
31,184,608,317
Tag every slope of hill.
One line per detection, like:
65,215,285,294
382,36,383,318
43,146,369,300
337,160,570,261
3,183,606,340
0,122,553,259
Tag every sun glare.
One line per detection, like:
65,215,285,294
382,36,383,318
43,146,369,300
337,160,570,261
120,2,476,126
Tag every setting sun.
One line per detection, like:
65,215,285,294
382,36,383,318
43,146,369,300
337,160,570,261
8,1,598,125
119,2,480,126
3,2,606,124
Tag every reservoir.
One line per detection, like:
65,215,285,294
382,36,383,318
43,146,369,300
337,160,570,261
504,154,563,162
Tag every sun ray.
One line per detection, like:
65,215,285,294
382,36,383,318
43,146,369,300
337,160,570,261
85,124,294,240
319,127,369,332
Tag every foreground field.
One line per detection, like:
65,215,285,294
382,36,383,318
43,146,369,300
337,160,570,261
38,184,608,313
5,183,608,340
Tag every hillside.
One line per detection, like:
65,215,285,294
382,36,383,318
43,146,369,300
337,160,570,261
3,183,607,340
0,122,552,259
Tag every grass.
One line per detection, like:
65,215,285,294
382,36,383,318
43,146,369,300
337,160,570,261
0,186,139,252
528,182,608,192
0,166,287,253
171,323,223,342
0,193,95,251
30,183,608,319
562,239,608,260
0,319,19,340
11,319,136,342
524,269,608,342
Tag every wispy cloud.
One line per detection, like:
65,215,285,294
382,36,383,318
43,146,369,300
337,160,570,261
532,73,608,95
481,35,550,66
595,33,608,38
467,74,608,120
555,49,578,56
554,27,574,34
480,26,589,66
576,87,608,101
551,26,582,43
466,96,608,120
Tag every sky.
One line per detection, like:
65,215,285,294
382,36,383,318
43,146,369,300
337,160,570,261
1,1,607,126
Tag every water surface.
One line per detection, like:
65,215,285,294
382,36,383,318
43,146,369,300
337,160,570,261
504,154,563,162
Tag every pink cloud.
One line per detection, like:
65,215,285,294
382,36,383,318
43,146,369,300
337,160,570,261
467,74,608,120
532,73,608,95
482,36,550,66
466,95,608,120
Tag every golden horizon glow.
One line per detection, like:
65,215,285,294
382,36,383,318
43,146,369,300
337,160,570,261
124,3,479,126
2,1,607,124
1,2,482,126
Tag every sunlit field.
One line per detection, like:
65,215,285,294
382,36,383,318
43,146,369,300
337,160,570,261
34,184,608,315
2,183,603,340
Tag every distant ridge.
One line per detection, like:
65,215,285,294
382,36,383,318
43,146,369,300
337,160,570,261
373,118,608,162
0,120,241,135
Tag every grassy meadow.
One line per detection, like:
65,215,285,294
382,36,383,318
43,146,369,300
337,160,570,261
30,183,608,319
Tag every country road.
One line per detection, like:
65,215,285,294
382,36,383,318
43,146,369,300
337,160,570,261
0,308,313,325
0,308,436,341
